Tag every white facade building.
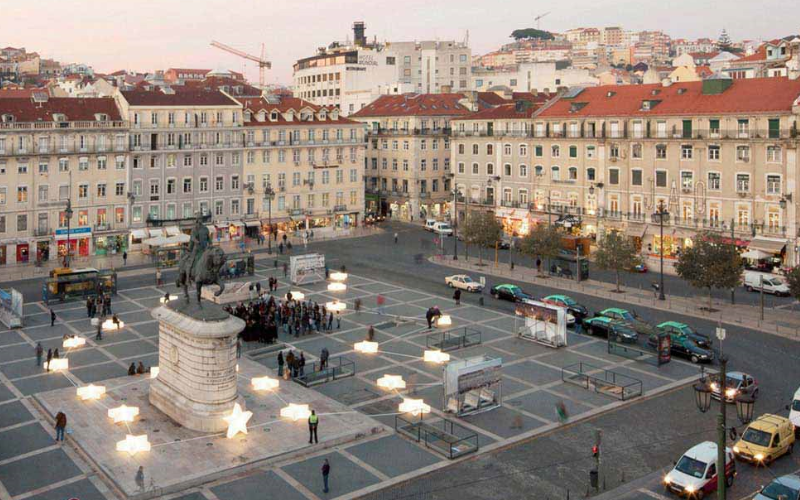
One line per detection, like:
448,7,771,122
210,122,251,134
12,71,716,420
471,62,598,93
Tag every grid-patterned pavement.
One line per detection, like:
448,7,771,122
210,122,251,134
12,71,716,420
0,260,703,500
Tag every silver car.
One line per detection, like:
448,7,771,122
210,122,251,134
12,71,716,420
754,474,800,500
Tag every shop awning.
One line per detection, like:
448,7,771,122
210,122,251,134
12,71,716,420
143,234,190,247
148,228,165,238
741,249,772,260
205,224,217,233
229,221,245,227
245,221,262,228
748,237,787,255
130,229,148,240
165,226,181,237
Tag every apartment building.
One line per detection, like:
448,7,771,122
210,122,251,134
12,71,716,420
0,96,128,264
351,94,470,220
453,76,800,266
115,89,245,240
239,96,365,232
471,62,597,94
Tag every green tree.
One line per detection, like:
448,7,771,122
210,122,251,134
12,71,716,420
594,232,641,292
510,28,555,41
784,267,800,301
460,211,503,265
675,231,743,310
519,224,562,276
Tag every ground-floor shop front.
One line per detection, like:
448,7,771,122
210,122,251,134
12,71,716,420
389,198,448,222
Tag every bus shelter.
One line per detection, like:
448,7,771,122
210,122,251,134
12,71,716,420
43,269,117,304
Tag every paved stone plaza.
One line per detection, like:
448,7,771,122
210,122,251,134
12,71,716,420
0,259,703,500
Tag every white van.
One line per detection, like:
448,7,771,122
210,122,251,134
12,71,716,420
432,222,453,236
744,271,790,296
790,387,800,436
663,441,735,497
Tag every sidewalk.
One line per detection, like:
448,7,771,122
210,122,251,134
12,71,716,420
0,226,383,283
430,254,800,341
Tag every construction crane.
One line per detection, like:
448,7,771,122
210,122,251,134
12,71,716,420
534,12,551,30
210,40,272,87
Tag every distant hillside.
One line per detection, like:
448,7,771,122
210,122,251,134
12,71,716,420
510,28,555,41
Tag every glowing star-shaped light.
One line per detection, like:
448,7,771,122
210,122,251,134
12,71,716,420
286,291,305,302
424,350,450,364
45,358,69,371
354,340,379,354
377,374,406,390
116,434,151,455
150,366,159,379
251,375,279,391
63,336,86,349
223,403,253,439
436,315,452,327
76,384,106,400
102,319,125,331
327,282,347,292
108,404,140,423
280,403,311,421
399,398,431,416
326,301,346,312
330,272,348,282
159,295,178,304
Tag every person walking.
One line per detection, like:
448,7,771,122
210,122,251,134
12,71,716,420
453,288,461,306
283,262,288,278
122,251,128,266
327,312,333,331
320,347,329,371
426,307,434,329
95,318,103,341
135,466,145,492
367,325,375,342
298,352,306,377
50,309,56,327
321,459,330,493
86,297,93,318
236,337,242,359
394,232,398,244
286,351,296,378
54,411,67,442
308,410,319,444
35,342,43,366
156,268,162,287
46,348,52,371
376,294,385,315
277,350,284,377
279,242,284,254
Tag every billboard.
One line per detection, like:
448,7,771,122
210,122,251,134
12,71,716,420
515,299,567,348
289,253,326,285
0,289,23,328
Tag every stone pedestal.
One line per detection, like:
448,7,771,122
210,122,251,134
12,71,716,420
149,301,245,432
200,281,255,304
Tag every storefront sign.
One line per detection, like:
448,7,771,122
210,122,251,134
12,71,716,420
357,55,378,66
55,227,92,236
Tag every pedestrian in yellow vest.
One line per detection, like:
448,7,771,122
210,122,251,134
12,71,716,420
308,410,319,444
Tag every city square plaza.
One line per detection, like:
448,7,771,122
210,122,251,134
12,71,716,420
0,254,704,500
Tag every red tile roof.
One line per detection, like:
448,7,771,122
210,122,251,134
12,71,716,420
735,46,767,63
241,96,355,127
351,94,471,118
695,65,713,78
537,77,800,118
0,88,47,98
0,97,122,122
452,102,544,121
182,77,262,97
688,51,719,59
476,92,508,106
512,92,556,104
121,89,240,106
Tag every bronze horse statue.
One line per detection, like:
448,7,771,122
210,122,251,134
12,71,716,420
176,245,227,304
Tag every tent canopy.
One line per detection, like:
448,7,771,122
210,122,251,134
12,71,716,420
130,229,148,240
741,249,771,260
747,237,786,255
142,234,189,247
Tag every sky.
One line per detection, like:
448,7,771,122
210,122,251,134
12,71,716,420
1,0,796,84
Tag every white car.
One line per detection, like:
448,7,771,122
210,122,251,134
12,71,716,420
445,274,483,292
790,386,800,436
424,219,437,231
432,222,453,236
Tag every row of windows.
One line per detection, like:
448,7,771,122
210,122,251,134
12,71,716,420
372,138,450,151
0,208,127,233
1,183,127,205
0,156,126,174
371,177,449,194
132,110,239,126
371,157,450,171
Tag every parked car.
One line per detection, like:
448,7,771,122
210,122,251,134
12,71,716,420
754,474,800,500
424,219,437,231
598,308,655,336
733,413,795,465
663,441,735,498
445,274,483,292
648,322,714,364
582,316,638,343
707,371,759,403
490,284,531,302
633,262,648,273
744,271,790,296
664,441,736,499
542,295,588,320
790,386,800,437
432,222,453,236
365,212,386,224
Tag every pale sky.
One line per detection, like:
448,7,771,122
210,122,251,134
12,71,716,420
2,0,795,84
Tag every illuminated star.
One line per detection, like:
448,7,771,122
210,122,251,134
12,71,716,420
108,404,140,423
223,403,252,439
116,434,151,455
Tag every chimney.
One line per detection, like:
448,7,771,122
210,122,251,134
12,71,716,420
353,22,367,48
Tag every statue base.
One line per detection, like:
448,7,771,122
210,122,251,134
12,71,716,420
201,281,256,305
149,301,245,432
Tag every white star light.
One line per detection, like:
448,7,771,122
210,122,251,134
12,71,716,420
354,340,379,353
423,350,450,364
116,434,151,455
399,398,431,416
63,336,86,349
280,403,311,421
326,300,346,312
101,319,125,331
223,403,253,439
377,374,406,390
159,295,178,304
330,272,348,282
251,376,279,391
108,404,140,423
45,358,69,371
286,291,305,301
76,384,106,400
436,315,452,327
327,282,347,292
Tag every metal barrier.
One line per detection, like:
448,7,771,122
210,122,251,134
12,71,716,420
425,327,482,352
561,362,643,401
395,414,479,459
294,356,355,387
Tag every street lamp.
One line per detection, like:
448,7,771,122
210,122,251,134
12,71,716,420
450,173,459,261
64,198,74,268
264,184,275,254
693,355,755,500
651,201,669,301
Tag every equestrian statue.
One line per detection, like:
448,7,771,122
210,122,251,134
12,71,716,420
176,215,227,304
